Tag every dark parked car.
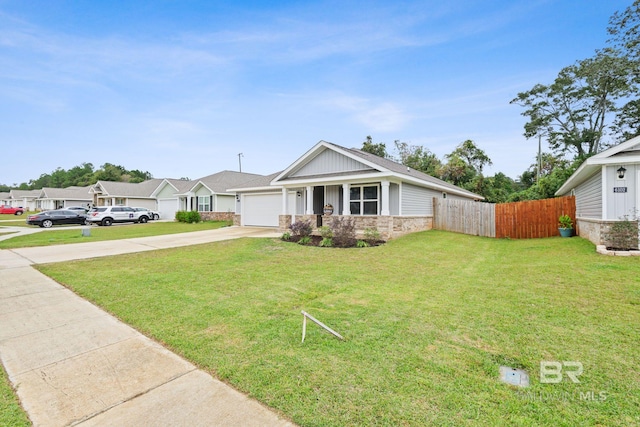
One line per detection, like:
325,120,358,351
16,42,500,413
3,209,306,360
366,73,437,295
26,209,88,228
66,205,89,213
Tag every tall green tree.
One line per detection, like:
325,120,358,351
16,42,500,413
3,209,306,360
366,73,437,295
394,141,442,177
511,51,635,158
361,135,389,158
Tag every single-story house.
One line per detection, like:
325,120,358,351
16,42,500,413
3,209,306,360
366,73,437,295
8,190,40,210
150,171,264,220
0,192,9,205
151,178,196,220
230,140,483,239
36,186,92,210
89,180,164,210
556,135,640,245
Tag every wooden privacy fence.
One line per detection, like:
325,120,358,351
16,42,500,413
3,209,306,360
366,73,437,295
495,196,575,239
433,196,576,239
433,198,496,237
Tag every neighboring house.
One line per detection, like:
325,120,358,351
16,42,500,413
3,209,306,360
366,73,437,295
556,135,640,246
89,180,165,210
185,171,264,221
151,178,196,220
36,186,92,210
8,190,40,210
0,192,9,205
230,140,483,238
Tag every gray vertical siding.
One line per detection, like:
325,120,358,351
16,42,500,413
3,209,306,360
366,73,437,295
291,148,373,177
575,171,602,219
325,185,340,211
401,183,439,215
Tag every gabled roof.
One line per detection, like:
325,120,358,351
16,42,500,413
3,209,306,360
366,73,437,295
150,178,195,197
9,189,40,199
39,186,92,200
556,136,640,195
190,170,264,194
272,140,483,199
91,179,164,198
228,171,283,192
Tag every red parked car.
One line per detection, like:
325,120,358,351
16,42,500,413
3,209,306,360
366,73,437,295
0,205,24,215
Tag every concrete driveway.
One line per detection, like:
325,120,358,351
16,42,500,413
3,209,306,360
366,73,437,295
0,226,294,427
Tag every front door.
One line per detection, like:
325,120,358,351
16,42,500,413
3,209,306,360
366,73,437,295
313,186,324,215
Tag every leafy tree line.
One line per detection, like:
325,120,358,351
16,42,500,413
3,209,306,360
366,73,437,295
0,163,154,192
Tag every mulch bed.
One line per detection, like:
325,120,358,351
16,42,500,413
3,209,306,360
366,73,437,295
285,235,385,248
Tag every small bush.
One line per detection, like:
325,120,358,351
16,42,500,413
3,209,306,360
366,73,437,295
363,227,381,244
175,211,201,223
319,237,333,247
331,217,356,247
356,240,370,248
298,236,312,245
281,232,291,241
605,214,639,250
318,225,333,239
290,220,313,237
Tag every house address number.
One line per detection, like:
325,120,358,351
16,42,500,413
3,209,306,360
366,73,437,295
613,187,627,193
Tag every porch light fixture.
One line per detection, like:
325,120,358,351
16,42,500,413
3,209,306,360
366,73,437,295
297,191,301,198
617,166,627,179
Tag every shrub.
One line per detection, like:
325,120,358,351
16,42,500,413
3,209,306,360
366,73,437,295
605,214,639,250
363,227,381,244
175,210,201,223
318,225,333,239
319,237,333,247
356,240,370,248
281,232,291,241
290,220,313,237
331,217,356,247
298,236,312,245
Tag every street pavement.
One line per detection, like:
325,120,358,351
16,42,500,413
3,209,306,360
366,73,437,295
0,226,295,427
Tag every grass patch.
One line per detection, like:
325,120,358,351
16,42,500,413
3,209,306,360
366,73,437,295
0,364,30,426
0,221,231,249
34,231,640,426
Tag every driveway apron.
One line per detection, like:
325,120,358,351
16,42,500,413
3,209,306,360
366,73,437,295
0,227,293,426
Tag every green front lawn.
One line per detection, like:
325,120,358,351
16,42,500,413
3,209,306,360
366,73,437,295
0,221,231,249
0,364,30,427
32,231,640,426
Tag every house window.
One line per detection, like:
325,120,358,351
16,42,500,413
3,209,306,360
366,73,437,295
197,196,211,212
115,198,126,205
349,185,379,215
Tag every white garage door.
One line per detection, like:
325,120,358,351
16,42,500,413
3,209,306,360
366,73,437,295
158,199,178,221
243,193,281,227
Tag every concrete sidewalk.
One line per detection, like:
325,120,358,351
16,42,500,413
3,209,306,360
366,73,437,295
0,227,294,426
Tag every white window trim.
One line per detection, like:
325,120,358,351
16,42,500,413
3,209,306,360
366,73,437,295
349,184,380,215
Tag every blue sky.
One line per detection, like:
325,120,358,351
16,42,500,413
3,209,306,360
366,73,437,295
0,0,631,186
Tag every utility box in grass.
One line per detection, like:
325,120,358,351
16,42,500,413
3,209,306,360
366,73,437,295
82,227,91,237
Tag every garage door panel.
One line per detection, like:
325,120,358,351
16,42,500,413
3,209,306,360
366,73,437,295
243,194,280,227
158,199,178,221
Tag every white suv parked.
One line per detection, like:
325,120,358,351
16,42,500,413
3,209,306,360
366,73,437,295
86,206,150,226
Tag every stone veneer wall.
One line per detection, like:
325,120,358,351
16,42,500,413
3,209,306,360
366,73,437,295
199,211,235,222
577,217,639,246
279,214,433,240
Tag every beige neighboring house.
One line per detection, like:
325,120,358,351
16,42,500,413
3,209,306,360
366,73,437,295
89,180,165,210
8,189,40,210
36,186,92,210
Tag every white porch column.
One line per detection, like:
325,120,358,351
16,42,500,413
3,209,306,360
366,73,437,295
282,187,288,214
306,186,313,214
342,184,351,215
381,180,390,216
